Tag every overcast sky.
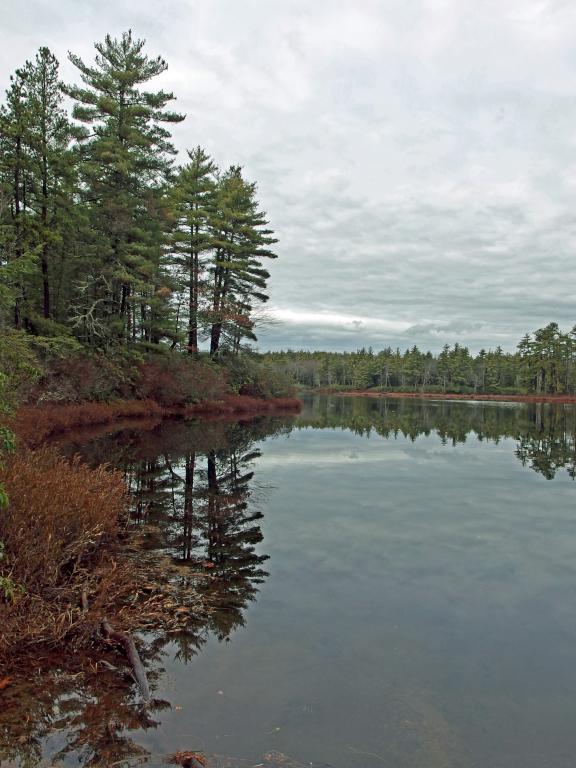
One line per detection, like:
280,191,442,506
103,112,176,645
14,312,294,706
3,0,576,352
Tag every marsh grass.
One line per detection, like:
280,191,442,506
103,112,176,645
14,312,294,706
0,447,128,653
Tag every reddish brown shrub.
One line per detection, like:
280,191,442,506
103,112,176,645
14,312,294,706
0,448,128,652
32,352,135,404
14,400,162,447
135,361,187,406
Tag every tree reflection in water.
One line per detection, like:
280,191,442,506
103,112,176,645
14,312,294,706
125,419,279,651
3,398,576,766
299,395,576,480
0,415,292,768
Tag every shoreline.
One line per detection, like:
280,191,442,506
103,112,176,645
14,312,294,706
0,392,301,664
315,390,576,404
14,394,302,447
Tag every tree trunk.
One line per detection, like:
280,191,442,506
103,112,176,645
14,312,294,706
210,322,222,355
41,168,51,319
188,244,198,353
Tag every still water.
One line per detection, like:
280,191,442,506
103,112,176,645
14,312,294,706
4,395,576,767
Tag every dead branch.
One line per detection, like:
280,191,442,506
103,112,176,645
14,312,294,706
102,619,150,704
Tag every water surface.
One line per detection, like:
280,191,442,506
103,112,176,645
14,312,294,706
3,395,576,767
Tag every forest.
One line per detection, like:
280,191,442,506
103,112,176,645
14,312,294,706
0,31,277,358
264,323,576,395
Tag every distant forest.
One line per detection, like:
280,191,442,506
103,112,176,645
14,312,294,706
264,323,576,395
0,31,276,356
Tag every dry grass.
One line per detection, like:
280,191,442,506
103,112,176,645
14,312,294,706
14,395,301,448
0,446,212,660
0,447,128,653
14,399,163,447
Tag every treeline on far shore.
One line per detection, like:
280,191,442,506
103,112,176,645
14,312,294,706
263,322,576,395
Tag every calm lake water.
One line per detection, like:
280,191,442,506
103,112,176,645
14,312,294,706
3,395,576,767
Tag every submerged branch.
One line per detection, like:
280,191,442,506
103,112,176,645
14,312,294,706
102,618,151,703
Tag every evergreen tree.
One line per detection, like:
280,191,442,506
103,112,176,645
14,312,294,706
0,67,32,327
170,147,217,353
208,167,277,355
24,47,78,321
64,30,185,343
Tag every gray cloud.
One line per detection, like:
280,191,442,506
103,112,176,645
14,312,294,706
2,0,576,352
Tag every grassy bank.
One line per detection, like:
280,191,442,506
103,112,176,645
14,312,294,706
0,438,212,661
14,394,301,447
0,447,128,655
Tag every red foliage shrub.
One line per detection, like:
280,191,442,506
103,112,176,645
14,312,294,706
135,361,187,407
0,448,129,652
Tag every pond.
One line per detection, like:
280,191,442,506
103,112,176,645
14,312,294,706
3,394,576,767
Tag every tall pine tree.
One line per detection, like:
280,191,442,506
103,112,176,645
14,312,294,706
170,146,217,353
64,30,184,343
208,167,277,355
0,68,32,327
25,47,77,321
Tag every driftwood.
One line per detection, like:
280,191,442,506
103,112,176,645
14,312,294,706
102,618,151,703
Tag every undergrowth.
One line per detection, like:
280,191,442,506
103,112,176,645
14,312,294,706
0,330,295,407
0,447,210,657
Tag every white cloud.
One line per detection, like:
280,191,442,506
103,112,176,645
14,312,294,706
2,0,576,351
269,308,413,334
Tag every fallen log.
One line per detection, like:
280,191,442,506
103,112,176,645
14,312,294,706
102,618,150,703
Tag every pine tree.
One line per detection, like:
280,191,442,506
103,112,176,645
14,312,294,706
64,30,185,343
24,47,78,321
0,68,32,327
170,147,217,353
208,167,277,355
